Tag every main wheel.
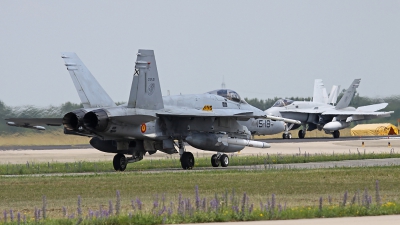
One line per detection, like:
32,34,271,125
211,154,220,167
180,152,195,170
282,133,287,139
333,130,340,138
287,133,292,139
220,154,229,167
298,130,305,139
113,153,127,171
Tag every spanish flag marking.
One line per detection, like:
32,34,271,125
140,123,146,133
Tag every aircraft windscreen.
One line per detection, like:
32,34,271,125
272,99,294,107
207,89,246,103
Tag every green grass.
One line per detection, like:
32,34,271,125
1,167,400,220
1,151,399,175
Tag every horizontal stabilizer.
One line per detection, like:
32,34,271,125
356,103,388,112
6,118,62,130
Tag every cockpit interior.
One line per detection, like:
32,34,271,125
272,99,294,107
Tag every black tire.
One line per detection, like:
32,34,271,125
298,130,305,139
113,153,127,171
220,154,229,167
282,133,287,139
211,154,220,167
333,130,340,138
287,133,292,139
180,152,195,170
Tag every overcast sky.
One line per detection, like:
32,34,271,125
1,0,399,106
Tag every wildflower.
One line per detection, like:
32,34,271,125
342,191,348,207
108,200,113,215
116,190,121,215
319,197,323,211
10,209,14,222
62,206,67,217
375,180,381,206
195,185,200,210
136,198,143,211
77,196,82,218
260,213,263,217
131,200,136,210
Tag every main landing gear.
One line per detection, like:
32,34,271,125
333,130,340,138
113,152,144,171
298,130,306,139
113,153,127,171
211,153,229,167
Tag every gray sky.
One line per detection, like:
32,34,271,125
1,0,399,106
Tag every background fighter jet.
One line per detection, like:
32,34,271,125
6,49,299,171
278,79,341,139
266,79,394,139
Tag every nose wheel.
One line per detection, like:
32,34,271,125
113,153,127,171
282,133,292,139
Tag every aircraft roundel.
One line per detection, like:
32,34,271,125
140,123,146,133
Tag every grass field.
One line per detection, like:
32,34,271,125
1,151,400,175
0,131,90,146
1,167,399,220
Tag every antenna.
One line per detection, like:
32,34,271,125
221,76,226,89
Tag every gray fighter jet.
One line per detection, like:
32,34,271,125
266,79,394,139
6,49,300,171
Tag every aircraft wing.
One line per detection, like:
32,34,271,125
6,118,63,130
321,111,393,116
158,109,301,124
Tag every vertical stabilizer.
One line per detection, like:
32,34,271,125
61,52,116,108
313,79,328,104
127,50,164,110
335,79,361,109
328,85,340,105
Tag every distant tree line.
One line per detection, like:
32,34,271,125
1,92,399,134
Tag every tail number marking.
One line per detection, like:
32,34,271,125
257,119,271,128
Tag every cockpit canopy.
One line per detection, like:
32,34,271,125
272,99,294,107
207,89,247,104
